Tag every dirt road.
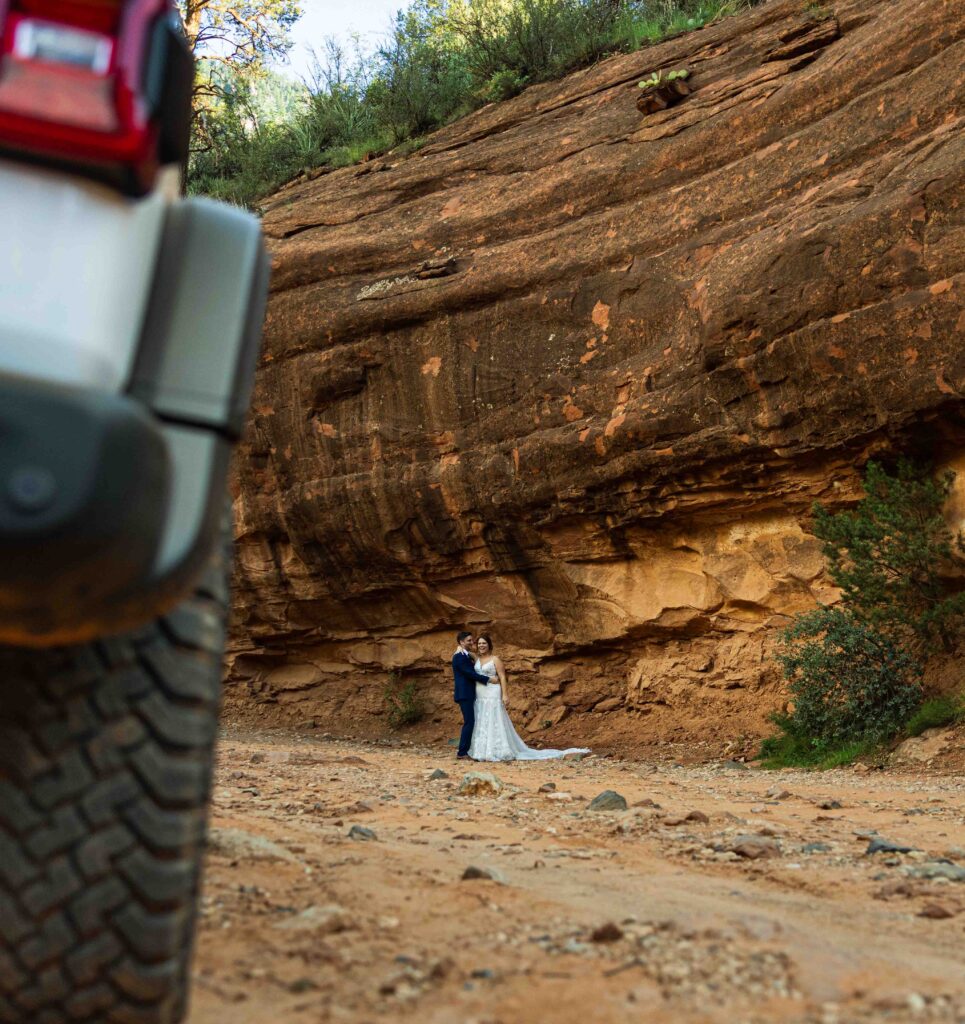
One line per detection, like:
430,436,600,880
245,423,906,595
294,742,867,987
187,731,965,1024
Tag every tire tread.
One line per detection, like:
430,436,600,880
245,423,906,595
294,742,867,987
0,542,227,1023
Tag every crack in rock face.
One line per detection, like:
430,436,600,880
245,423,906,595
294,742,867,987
229,0,965,749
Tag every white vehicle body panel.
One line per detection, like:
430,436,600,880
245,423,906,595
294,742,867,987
0,160,167,392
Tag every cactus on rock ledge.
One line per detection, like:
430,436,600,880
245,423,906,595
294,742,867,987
636,68,691,114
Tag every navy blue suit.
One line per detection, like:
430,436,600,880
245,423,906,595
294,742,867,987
452,650,489,756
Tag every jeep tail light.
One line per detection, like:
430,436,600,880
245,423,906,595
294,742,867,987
0,0,192,195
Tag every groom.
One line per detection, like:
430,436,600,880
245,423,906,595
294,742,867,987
452,630,491,759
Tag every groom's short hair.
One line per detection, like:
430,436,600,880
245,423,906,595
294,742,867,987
456,630,472,644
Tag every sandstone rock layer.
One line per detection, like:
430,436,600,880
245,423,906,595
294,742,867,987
228,0,965,748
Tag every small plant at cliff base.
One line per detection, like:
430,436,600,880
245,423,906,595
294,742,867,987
761,459,965,768
383,672,427,728
905,694,965,737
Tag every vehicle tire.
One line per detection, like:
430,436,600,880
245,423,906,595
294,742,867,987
0,539,228,1023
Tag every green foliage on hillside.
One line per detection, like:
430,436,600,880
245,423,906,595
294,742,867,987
188,0,759,207
760,460,965,769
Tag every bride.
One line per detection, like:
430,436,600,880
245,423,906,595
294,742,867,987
468,635,590,762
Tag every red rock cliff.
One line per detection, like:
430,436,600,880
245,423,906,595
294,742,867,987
227,0,965,750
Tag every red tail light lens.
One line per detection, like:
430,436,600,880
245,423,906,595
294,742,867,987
0,0,191,195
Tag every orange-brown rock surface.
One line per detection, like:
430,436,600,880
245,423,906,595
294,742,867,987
228,0,965,748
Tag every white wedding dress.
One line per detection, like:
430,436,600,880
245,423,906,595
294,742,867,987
468,658,590,762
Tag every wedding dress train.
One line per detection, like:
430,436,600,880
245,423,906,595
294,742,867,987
467,658,590,762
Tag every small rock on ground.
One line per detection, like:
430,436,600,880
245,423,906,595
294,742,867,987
462,865,505,883
591,922,624,943
664,810,709,825
906,862,965,882
349,825,377,841
866,837,917,855
918,903,956,919
458,772,503,797
588,790,628,812
276,905,352,934
207,827,297,862
721,835,782,860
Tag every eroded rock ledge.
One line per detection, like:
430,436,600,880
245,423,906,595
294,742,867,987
227,0,965,747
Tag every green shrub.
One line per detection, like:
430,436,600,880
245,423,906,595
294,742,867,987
449,0,626,84
616,0,736,47
814,460,965,652
761,460,964,768
383,673,427,728
372,7,473,142
778,608,923,746
483,68,529,102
